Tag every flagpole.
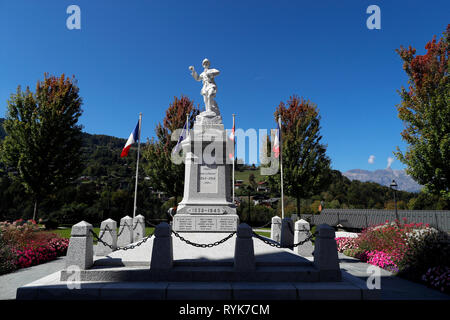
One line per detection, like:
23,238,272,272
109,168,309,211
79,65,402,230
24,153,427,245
133,113,142,219
278,115,285,220
232,114,235,204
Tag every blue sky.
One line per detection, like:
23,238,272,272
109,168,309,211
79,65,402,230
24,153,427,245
1,0,448,171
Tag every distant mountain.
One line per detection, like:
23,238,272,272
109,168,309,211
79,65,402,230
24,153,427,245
342,168,422,193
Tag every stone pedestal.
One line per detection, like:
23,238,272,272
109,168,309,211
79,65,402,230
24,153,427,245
313,224,341,281
96,218,117,256
271,216,281,242
150,222,173,270
234,223,255,271
280,217,294,249
65,221,94,269
173,115,239,232
117,216,133,247
133,214,145,242
294,219,313,256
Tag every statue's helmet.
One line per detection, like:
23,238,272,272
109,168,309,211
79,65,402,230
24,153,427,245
202,58,210,68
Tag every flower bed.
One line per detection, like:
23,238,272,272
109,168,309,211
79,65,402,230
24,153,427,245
0,219,69,274
336,219,450,294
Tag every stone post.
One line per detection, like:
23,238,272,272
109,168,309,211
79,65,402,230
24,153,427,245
234,223,255,272
280,217,294,249
133,214,146,242
150,222,173,270
117,215,133,247
65,221,94,269
96,218,117,256
313,224,341,281
270,216,281,242
294,219,313,256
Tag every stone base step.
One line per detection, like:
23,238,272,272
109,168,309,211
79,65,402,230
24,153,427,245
93,258,313,268
60,265,324,283
17,271,379,300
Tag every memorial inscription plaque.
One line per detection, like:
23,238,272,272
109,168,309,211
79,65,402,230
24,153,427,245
198,164,218,193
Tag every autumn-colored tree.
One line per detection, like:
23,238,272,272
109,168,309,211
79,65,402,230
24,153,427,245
274,95,332,216
395,25,450,201
1,74,83,220
142,96,200,202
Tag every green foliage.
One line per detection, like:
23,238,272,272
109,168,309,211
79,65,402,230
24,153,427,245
142,96,200,201
395,25,450,201
0,118,5,140
0,229,17,275
397,228,450,282
1,74,84,220
273,95,332,214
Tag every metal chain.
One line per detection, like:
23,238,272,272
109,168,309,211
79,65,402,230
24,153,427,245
145,220,160,228
252,231,282,248
132,220,145,230
252,230,315,248
117,221,131,237
172,230,236,248
293,231,315,247
90,229,154,252
98,224,114,240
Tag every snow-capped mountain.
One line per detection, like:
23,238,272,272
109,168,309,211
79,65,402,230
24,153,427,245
342,168,422,193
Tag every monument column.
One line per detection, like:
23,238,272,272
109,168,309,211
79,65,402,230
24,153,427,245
173,59,239,232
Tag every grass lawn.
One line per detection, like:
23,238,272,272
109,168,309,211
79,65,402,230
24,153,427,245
234,169,264,184
49,227,155,243
255,231,271,237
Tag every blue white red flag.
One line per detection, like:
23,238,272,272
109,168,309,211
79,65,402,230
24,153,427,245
172,118,189,155
121,120,140,157
273,119,281,159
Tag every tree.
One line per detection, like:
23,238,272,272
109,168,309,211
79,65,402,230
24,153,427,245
142,96,200,203
1,74,83,220
395,25,450,201
274,95,332,216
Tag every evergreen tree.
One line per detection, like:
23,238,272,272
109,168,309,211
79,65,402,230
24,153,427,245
1,74,83,220
395,25,449,201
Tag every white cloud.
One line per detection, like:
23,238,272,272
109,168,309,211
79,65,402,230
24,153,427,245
368,155,375,164
387,157,394,168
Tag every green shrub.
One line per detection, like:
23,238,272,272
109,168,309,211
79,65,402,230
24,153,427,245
0,230,17,275
397,228,450,282
343,248,364,259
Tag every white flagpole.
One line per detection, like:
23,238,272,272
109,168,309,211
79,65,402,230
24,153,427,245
278,115,285,220
232,113,235,204
132,113,142,219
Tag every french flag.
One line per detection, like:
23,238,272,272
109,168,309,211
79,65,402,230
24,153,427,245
121,120,140,157
273,120,280,159
228,120,235,160
172,119,189,155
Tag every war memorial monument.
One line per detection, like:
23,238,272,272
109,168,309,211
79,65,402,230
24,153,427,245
16,60,379,300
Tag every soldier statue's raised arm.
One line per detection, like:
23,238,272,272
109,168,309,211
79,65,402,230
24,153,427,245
189,58,220,116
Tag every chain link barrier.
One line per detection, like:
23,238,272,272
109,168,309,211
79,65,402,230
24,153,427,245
90,229,154,252
252,231,282,248
171,229,236,248
252,230,315,248
117,221,132,237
